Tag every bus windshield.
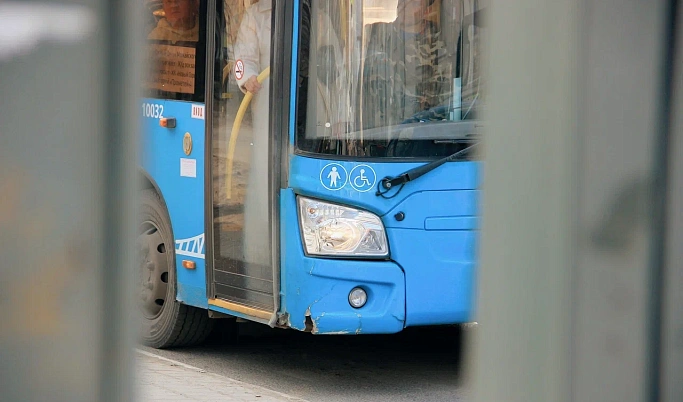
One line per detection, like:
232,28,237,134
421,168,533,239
296,0,487,159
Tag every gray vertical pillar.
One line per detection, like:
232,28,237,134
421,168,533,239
0,0,139,401
470,1,577,401
661,4,683,402
101,0,142,400
472,1,678,402
572,1,670,401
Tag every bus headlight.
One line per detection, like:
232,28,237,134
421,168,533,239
297,196,389,258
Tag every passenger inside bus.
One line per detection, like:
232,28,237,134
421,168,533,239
233,1,271,95
232,0,272,270
148,0,200,43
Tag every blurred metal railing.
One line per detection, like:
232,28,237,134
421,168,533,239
0,1,140,401
472,1,681,402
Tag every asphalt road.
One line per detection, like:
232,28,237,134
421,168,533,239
139,322,473,402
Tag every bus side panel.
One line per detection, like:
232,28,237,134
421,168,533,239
387,229,478,325
280,189,406,334
384,190,479,325
140,98,208,309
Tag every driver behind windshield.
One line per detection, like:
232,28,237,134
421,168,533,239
361,0,452,129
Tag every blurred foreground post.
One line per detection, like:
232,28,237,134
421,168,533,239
473,1,681,402
0,0,140,401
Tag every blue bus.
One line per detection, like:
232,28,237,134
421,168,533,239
138,0,485,348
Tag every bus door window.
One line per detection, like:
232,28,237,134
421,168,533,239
210,0,275,311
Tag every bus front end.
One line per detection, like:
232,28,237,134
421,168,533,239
280,0,485,334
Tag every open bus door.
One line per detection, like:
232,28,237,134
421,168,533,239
207,0,282,323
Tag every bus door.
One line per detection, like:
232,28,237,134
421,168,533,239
208,0,277,320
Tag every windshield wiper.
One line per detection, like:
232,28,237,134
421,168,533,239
375,142,479,198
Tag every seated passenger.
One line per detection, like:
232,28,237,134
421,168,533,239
148,0,200,43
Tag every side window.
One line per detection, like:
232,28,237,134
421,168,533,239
144,0,207,102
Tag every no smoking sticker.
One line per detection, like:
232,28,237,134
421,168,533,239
234,59,244,80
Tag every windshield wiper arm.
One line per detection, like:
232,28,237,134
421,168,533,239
376,142,479,196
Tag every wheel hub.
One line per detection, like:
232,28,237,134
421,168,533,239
137,222,169,319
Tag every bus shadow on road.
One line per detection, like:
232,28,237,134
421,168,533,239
194,321,469,400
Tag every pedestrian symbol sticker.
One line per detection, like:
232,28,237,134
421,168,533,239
349,164,377,192
320,163,348,191
234,59,244,80
328,167,341,187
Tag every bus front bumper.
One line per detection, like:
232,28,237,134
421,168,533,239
280,257,406,334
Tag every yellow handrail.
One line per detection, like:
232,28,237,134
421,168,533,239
226,67,271,199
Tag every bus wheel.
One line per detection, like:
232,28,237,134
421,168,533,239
137,189,214,348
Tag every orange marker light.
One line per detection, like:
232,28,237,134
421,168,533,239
159,117,176,128
182,260,196,269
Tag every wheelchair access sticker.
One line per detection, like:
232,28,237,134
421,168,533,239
349,164,377,192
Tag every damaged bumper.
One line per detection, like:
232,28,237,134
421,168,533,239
281,258,406,334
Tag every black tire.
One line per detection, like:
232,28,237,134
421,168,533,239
137,189,214,348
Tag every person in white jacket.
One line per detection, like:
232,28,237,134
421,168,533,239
232,0,272,270
233,1,271,96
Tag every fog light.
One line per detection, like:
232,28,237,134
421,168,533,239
348,287,367,308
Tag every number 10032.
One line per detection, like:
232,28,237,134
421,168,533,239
142,103,164,119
